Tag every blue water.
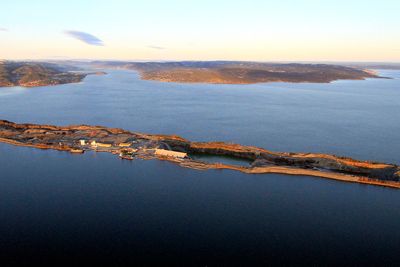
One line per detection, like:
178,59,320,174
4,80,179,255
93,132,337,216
0,69,400,265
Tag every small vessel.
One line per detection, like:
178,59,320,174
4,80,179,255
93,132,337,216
119,153,134,160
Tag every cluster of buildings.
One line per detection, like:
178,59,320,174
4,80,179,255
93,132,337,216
78,139,188,159
79,139,128,149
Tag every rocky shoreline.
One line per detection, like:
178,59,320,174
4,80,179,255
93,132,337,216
1,119,399,189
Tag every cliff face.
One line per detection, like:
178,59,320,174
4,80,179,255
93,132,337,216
1,119,399,188
0,61,87,87
158,140,399,182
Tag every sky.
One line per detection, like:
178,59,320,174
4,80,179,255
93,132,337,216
1,0,399,62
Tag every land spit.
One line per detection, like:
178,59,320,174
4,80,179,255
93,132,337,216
0,120,399,189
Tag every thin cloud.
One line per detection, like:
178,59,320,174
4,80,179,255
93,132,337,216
0,27,8,32
147,45,165,50
64,30,104,46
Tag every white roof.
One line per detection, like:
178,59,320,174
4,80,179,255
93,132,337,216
155,149,187,158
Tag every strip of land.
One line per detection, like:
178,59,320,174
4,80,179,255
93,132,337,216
93,61,382,84
0,120,399,189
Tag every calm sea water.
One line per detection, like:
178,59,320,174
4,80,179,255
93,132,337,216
0,69,400,265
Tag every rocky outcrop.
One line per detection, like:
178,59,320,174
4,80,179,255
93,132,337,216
0,119,399,188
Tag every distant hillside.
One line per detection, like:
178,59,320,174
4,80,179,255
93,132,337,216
0,61,87,87
93,61,382,84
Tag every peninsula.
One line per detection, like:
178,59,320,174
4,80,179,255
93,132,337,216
93,61,381,84
1,120,399,189
0,61,103,87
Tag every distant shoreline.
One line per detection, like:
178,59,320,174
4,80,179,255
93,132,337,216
92,61,383,85
0,61,106,88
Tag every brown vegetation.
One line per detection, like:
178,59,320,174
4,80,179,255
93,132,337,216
0,61,87,87
93,61,382,84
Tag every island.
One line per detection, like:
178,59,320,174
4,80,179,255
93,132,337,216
0,119,399,189
0,61,105,87
93,61,382,84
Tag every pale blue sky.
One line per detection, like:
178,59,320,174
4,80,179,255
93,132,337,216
1,0,399,61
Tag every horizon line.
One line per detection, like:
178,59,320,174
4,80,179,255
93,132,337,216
1,58,400,64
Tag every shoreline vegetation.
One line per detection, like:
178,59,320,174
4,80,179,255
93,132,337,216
1,120,399,189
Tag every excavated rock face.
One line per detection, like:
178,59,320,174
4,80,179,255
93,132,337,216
395,171,400,180
158,137,399,182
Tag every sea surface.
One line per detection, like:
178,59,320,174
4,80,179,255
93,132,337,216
1,69,400,265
